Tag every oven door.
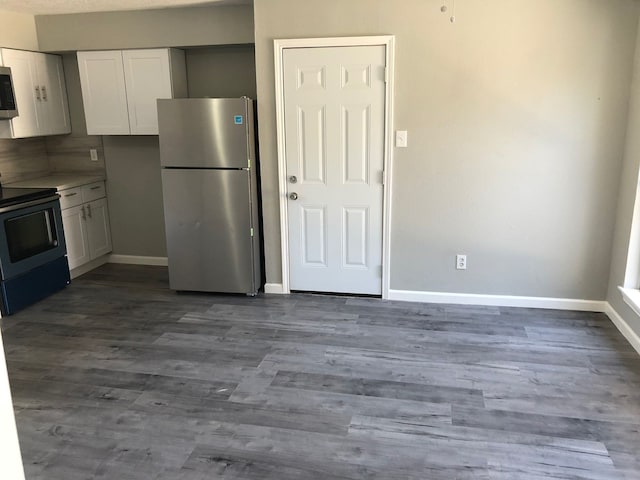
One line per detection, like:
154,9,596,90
0,196,67,280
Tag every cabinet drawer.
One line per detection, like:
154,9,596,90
82,181,106,202
59,187,83,209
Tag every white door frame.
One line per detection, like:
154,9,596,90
273,36,395,299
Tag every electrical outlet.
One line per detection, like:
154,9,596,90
456,254,467,270
90,149,98,162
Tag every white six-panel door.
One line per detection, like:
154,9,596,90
283,45,386,295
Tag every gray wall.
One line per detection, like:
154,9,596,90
103,136,167,257
254,0,639,299
35,5,254,51
186,45,256,99
0,9,38,51
608,26,640,338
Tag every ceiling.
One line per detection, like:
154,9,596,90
0,0,251,15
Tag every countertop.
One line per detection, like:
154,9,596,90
7,173,106,191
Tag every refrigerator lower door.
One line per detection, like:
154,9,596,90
161,168,256,294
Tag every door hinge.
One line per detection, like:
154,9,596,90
381,170,385,185
250,228,254,237
248,159,251,169
377,265,383,277
384,66,389,83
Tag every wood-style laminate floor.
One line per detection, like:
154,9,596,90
2,264,640,479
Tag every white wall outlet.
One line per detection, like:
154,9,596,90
395,130,408,148
456,254,467,270
90,149,98,162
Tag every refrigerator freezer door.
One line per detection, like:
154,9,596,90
158,98,251,169
161,168,256,293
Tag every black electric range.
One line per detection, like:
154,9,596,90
0,186,58,209
0,185,69,315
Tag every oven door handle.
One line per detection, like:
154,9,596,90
0,194,60,214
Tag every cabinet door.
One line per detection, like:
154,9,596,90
0,49,41,137
62,205,90,270
122,49,172,135
86,198,112,260
77,51,130,135
39,53,71,136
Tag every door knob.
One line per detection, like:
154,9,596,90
289,192,298,200
289,175,297,184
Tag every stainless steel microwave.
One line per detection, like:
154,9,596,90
0,66,18,119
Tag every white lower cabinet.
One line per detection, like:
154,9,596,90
84,198,112,260
60,182,112,271
62,205,90,270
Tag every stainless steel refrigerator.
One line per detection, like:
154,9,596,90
158,97,262,295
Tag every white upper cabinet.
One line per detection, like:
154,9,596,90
122,50,174,135
76,51,129,135
77,48,187,135
0,49,71,138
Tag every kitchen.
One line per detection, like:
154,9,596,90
0,4,257,289
0,21,257,313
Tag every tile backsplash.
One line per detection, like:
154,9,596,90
0,138,49,184
46,135,105,173
0,134,105,184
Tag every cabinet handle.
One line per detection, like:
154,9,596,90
64,192,78,197
41,85,47,101
90,186,101,190
34,86,41,101
81,205,86,220
87,204,92,218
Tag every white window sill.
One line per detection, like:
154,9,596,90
618,286,640,318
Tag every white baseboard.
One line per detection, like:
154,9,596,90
108,254,168,266
264,283,285,294
70,255,110,279
605,302,640,355
387,289,607,312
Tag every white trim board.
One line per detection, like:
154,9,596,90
618,286,640,318
70,255,109,279
605,303,640,355
264,283,285,294
0,331,25,480
273,35,395,299
108,255,168,266
388,289,607,312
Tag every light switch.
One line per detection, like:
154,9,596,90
396,130,408,148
